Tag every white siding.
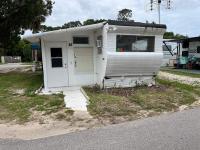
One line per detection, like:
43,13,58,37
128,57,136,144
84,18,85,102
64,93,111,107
189,41,200,57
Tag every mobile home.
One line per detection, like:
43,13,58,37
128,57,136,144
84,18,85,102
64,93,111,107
24,20,166,92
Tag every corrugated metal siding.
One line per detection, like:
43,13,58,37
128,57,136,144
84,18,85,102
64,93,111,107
105,52,163,77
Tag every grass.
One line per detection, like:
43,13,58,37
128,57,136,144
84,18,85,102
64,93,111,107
160,67,200,78
0,72,66,123
86,88,137,117
84,79,200,121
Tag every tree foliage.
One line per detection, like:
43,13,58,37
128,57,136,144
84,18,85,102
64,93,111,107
83,19,106,25
164,32,187,40
0,0,54,49
40,25,61,32
62,21,82,29
4,40,32,62
40,19,106,32
117,9,133,21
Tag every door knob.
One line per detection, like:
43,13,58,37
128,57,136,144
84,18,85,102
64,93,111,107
74,61,77,67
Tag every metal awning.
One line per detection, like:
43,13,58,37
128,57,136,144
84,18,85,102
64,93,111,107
22,22,106,43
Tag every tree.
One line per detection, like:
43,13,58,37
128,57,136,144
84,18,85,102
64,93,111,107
62,21,82,29
83,19,106,26
40,25,61,32
0,0,54,50
164,32,187,40
117,9,133,21
2,40,32,62
163,32,174,39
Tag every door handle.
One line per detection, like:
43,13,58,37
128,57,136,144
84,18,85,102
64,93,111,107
64,63,67,68
74,61,77,68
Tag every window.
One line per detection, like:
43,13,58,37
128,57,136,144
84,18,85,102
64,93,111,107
182,40,189,48
182,51,188,57
197,46,200,53
163,45,172,51
116,35,155,52
51,48,63,68
73,37,89,44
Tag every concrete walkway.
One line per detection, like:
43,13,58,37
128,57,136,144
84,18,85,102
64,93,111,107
63,87,88,111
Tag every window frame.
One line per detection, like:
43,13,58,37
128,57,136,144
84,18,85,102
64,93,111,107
73,36,89,45
50,48,63,68
116,35,155,52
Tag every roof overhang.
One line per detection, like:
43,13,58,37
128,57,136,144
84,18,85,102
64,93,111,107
23,20,167,43
23,22,106,43
163,36,200,43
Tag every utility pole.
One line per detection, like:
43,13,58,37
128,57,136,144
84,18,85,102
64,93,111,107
158,0,161,24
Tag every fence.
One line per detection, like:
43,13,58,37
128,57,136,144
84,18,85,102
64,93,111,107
1,56,21,63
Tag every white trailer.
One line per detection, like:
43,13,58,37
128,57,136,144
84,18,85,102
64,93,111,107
24,20,166,92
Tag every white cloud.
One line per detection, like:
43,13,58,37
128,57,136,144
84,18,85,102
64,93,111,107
29,0,200,36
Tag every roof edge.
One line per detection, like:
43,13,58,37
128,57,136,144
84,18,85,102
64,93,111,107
107,20,167,29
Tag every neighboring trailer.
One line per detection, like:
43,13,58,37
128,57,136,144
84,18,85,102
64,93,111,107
24,20,166,91
163,37,200,69
162,39,177,66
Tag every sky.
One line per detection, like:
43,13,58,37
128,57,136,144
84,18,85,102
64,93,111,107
26,0,200,37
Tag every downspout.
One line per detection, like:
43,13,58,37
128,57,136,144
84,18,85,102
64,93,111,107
101,23,109,89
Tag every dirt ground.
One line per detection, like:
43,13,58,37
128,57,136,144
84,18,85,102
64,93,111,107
1,99,200,140
0,111,102,140
1,70,200,140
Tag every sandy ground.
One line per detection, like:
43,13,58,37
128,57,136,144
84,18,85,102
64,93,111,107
158,71,200,86
1,102,200,140
0,111,102,140
1,70,200,140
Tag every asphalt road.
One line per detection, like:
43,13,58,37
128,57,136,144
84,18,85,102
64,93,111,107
0,63,31,73
1,108,200,150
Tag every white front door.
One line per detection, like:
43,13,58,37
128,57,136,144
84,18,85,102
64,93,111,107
73,47,95,85
46,42,69,88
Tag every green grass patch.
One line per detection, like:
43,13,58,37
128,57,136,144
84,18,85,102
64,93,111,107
156,78,200,96
160,67,200,78
0,72,65,123
85,87,137,117
85,79,199,120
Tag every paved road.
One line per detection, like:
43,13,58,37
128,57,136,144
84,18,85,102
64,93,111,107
1,108,200,150
0,63,31,73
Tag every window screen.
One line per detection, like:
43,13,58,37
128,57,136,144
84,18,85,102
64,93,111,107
116,35,155,52
51,48,63,68
163,45,172,51
73,37,89,44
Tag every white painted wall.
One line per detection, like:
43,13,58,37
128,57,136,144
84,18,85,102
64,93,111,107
42,30,98,91
40,24,165,90
101,25,165,88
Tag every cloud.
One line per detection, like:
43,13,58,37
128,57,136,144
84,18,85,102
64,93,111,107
28,0,200,37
